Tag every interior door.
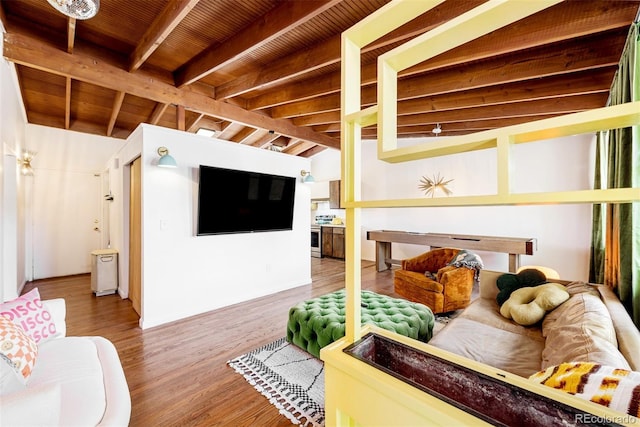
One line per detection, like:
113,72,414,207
32,169,102,279
129,157,142,316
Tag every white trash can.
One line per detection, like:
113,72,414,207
91,249,118,296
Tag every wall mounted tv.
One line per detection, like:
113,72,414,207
197,165,296,235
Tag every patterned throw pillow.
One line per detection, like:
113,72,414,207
0,288,58,344
0,315,38,386
530,362,640,418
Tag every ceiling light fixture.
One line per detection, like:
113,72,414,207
157,147,177,168
196,128,216,137
47,0,100,20
432,123,442,135
300,170,315,184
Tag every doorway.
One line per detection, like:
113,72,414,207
128,156,142,316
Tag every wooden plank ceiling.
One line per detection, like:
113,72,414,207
2,0,639,158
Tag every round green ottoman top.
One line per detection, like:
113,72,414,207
287,289,434,358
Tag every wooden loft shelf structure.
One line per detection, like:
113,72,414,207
321,1,640,426
366,230,534,272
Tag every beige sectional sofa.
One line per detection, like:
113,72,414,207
429,270,640,378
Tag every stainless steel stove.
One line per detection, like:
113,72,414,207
311,225,322,258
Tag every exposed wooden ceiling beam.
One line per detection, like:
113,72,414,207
193,116,223,133
280,139,303,154
250,131,280,149
294,92,607,130
186,112,204,132
3,30,339,149
394,70,613,116
216,121,243,140
396,93,607,127
229,126,259,144
293,111,338,127
270,136,290,147
214,0,484,99
176,104,185,131
246,2,636,110
0,4,7,29
66,18,75,54
283,140,317,156
148,102,170,125
128,0,200,72
107,91,125,136
103,1,200,141
287,33,621,127
64,17,76,131
298,144,327,158
174,0,340,87
64,77,71,129
358,115,561,137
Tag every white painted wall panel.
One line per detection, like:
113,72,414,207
109,125,312,329
312,134,595,281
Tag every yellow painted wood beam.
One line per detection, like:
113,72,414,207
342,1,444,49
341,188,640,209
377,0,563,159
328,1,640,425
378,101,640,163
341,31,362,343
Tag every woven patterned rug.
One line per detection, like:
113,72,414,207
228,317,452,426
228,337,325,426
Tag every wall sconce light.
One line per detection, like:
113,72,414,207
157,147,177,168
18,150,35,176
300,170,315,183
432,123,442,135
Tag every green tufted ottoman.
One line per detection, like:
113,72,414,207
286,289,434,358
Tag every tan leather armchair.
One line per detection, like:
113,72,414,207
393,248,475,314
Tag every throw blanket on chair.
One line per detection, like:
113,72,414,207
529,362,640,418
448,249,483,280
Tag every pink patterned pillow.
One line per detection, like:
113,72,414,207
0,289,58,344
0,315,38,384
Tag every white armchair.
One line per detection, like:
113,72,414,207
1,298,131,426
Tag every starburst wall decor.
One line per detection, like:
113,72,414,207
419,173,454,198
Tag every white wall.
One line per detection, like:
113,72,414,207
313,134,596,280
1,23,28,302
310,149,346,220
24,125,125,279
109,125,312,329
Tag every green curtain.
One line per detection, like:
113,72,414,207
589,131,606,284
589,22,640,327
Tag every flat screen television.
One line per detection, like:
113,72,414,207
197,165,296,235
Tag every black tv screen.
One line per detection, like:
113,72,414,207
197,165,296,235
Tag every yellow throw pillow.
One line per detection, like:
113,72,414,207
500,283,569,326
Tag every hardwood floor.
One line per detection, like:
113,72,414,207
23,257,398,426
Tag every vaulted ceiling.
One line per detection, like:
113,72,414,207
2,0,639,157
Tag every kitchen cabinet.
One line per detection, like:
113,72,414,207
329,180,342,208
310,180,330,200
321,226,345,259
